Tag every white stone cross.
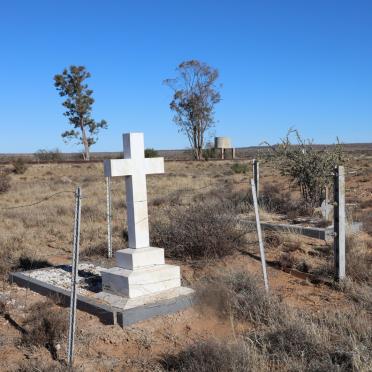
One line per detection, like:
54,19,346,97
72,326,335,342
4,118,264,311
104,132,164,249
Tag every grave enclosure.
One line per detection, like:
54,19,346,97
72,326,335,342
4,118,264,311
11,132,194,329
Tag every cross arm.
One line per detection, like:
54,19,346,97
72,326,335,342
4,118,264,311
144,157,164,175
104,159,135,177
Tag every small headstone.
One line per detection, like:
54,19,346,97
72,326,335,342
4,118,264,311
321,199,333,220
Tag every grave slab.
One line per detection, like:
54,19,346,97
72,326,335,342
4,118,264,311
9,264,194,327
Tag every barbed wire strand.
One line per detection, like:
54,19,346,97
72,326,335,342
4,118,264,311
0,190,76,211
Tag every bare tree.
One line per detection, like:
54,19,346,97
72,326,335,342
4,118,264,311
164,60,221,160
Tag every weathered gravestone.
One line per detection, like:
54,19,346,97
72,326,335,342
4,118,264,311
101,132,183,298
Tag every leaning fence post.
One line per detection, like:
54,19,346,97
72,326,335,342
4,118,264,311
252,159,259,198
67,186,82,367
106,177,112,258
333,166,346,280
251,179,269,291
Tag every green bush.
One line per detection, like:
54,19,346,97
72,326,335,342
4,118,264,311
144,148,159,158
231,163,249,174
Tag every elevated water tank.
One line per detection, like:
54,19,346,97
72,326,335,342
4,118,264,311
214,136,232,149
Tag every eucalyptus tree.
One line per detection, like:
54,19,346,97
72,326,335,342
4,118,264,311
54,65,107,160
164,60,221,160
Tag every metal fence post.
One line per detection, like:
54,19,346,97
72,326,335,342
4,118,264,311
253,159,259,198
333,166,346,280
106,177,112,258
251,179,269,291
67,186,82,367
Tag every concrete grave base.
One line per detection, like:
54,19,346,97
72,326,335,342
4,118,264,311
9,264,194,327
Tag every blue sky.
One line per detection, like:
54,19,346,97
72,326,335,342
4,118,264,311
0,0,371,153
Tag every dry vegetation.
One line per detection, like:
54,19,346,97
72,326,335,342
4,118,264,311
0,151,371,370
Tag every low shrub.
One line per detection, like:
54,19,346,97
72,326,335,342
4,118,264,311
161,340,269,372
34,148,62,162
260,183,313,217
231,163,249,174
22,300,67,359
151,201,245,260
202,147,217,161
346,234,372,283
338,279,372,312
0,173,10,194
197,270,287,326
144,148,159,158
194,270,372,371
82,242,110,258
150,190,183,207
12,158,28,174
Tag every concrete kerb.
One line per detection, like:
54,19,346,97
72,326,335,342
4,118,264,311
9,271,118,325
9,270,194,327
241,219,333,241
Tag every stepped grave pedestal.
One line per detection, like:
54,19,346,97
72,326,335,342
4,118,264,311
101,132,193,305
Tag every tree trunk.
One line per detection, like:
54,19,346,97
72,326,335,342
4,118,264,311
193,126,199,160
81,123,90,161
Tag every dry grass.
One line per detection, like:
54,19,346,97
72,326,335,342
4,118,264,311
22,299,68,359
0,172,10,194
151,199,246,260
260,183,313,218
346,233,372,284
180,270,372,372
0,155,371,370
161,340,269,372
196,270,287,326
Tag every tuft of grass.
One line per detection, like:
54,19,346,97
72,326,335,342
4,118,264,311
197,270,287,326
231,163,249,174
260,183,313,218
338,279,372,312
161,340,269,372
0,173,11,194
12,158,28,174
346,233,372,283
22,300,68,359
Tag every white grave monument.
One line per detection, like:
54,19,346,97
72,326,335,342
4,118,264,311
101,132,182,298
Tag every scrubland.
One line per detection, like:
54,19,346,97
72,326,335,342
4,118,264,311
0,152,371,371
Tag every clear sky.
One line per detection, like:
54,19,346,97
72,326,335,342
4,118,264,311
0,0,371,153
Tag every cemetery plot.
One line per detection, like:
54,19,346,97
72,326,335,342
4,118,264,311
0,149,371,370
